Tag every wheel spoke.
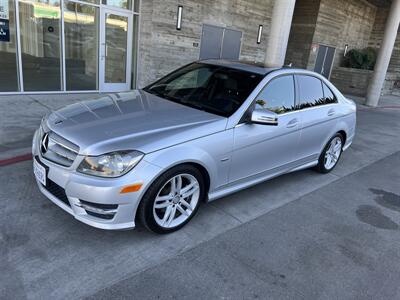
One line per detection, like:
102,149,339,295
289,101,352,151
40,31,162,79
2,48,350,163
181,184,199,199
170,177,176,194
180,181,196,194
170,175,182,194
176,175,182,193
166,205,177,226
177,204,189,216
326,156,332,168
154,201,170,209
180,199,192,211
161,205,173,226
328,142,335,153
155,194,173,203
333,143,341,152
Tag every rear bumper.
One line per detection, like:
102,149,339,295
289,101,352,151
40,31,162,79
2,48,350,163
32,130,162,230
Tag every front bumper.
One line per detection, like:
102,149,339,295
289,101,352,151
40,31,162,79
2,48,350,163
32,130,162,230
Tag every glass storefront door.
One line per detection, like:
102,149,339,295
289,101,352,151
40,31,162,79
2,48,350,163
0,0,137,93
99,8,132,92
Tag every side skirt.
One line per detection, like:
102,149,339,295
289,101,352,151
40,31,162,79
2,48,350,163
207,157,318,202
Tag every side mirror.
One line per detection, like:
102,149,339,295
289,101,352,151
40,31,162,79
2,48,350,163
250,109,278,126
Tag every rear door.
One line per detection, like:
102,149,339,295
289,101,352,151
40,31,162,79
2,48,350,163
294,75,339,161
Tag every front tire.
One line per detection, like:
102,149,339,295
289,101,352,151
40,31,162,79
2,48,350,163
138,164,205,234
315,133,344,173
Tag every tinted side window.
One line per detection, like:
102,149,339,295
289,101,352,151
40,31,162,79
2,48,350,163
255,75,295,114
297,75,324,109
322,82,338,104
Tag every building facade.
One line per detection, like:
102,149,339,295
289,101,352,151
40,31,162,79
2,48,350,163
0,0,399,103
286,0,400,97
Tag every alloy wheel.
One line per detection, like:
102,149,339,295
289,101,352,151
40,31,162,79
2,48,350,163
153,174,200,229
324,136,342,170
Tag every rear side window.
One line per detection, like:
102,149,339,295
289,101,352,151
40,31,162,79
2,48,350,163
255,75,295,114
297,75,324,109
322,82,338,104
297,75,337,109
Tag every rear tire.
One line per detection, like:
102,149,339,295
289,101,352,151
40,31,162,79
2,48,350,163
137,164,205,234
315,133,344,173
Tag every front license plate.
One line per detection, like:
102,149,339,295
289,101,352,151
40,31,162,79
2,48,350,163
34,158,47,186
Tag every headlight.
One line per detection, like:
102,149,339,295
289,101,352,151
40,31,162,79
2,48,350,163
77,150,144,178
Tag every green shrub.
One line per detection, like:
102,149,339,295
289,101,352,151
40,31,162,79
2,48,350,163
343,47,377,70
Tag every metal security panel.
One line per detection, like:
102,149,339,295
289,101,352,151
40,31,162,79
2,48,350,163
199,25,224,60
199,24,242,60
322,47,335,79
221,29,242,60
314,45,327,74
314,44,336,79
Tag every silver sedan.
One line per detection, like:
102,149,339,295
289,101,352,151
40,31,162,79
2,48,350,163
32,60,356,233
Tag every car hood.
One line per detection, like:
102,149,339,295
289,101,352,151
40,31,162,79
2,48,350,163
46,90,227,155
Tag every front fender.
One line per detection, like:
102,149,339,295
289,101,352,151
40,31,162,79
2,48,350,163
144,146,218,191
143,130,234,193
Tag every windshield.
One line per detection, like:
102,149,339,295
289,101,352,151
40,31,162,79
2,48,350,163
143,63,263,117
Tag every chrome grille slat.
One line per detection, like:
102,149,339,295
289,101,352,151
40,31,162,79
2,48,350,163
40,128,79,167
48,142,77,161
49,133,79,154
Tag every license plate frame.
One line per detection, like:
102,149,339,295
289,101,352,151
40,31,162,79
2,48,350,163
34,157,47,186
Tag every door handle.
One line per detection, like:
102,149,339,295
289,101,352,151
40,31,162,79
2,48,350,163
286,118,299,128
101,42,106,60
327,109,335,116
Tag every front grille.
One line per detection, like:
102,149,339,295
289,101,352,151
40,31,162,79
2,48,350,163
39,128,79,167
43,179,70,207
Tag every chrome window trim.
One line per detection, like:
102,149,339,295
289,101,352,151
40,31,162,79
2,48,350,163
294,74,338,107
232,69,342,127
236,73,297,124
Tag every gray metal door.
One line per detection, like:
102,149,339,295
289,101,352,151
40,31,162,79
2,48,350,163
199,24,242,60
314,45,336,79
221,29,242,60
199,25,224,60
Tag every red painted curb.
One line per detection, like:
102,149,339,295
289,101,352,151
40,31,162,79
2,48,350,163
0,153,32,167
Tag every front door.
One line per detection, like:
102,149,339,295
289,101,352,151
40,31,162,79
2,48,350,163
229,75,301,183
99,9,133,92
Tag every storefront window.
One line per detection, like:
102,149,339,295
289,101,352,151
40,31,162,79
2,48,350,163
102,0,131,10
0,0,19,92
76,0,99,5
64,2,98,90
0,0,138,93
19,0,62,91
105,14,127,83
133,0,139,13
